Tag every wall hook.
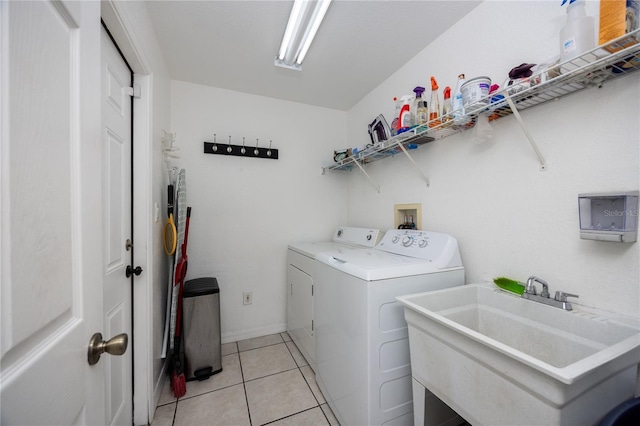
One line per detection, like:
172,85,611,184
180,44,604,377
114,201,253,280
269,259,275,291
203,134,278,160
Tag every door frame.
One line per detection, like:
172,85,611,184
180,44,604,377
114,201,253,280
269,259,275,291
101,2,154,424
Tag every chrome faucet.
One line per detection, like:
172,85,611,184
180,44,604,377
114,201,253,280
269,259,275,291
525,276,549,297
522,276,579,311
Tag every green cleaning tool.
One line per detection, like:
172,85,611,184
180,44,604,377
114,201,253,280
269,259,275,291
493,277,525,295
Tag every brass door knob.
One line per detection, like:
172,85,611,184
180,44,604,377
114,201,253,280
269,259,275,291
88,332,128,365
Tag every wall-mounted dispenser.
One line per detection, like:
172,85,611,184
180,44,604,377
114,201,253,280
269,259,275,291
578,191,638,242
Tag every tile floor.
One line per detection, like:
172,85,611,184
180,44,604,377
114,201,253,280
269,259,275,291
152,332,339,426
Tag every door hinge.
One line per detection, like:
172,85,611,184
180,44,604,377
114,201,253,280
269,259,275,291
311,320,314,331
311,285,314,296
126,83,141,98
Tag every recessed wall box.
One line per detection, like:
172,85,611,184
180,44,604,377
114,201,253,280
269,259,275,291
578,191,639,242
394,203,422,230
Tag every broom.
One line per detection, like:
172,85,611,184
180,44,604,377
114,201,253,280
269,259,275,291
170,207,192,397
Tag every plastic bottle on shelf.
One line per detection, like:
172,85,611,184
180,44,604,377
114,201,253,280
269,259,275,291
428,76,441,128
413,86,428,126
559,0,595,66
398,95,414,134
452,74,470,126
391,96,402,136
442,86,452,127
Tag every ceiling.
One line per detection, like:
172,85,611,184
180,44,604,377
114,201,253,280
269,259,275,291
145,0,481,111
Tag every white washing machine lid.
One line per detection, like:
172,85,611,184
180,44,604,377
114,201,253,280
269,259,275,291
315,249,463,281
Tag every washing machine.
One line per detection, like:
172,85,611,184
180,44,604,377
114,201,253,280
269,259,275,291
314,229,464,426
287,227,381,372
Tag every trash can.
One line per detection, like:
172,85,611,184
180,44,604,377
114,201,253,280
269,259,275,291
182,277,222,381
600,396,640,426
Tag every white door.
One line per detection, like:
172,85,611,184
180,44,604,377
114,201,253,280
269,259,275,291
101,26,134,426
1,1,111,424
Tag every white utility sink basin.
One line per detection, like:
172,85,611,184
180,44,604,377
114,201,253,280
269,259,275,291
397,283,640,426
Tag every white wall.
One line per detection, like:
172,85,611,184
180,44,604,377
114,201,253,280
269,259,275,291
346,1,639,317
170,81,348,342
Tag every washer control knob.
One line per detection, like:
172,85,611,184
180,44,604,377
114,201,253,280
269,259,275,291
366,234,372,241
337,229,343,237
402,236,413,247
392,236,400,244
419,239,428,248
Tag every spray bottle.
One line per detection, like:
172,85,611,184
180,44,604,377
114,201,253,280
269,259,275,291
559,0,595,64
441,86,452,127
452,74,470,126
428,76,441,128
413,86,428,126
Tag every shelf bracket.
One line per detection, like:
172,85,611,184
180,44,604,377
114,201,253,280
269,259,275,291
396,142,430,187
504,95,547,171
352,159,381,193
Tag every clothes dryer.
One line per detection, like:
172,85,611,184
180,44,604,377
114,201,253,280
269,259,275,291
287,227,381,371
314,229,464,426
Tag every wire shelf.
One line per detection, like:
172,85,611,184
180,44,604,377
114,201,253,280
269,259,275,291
324,29,640,173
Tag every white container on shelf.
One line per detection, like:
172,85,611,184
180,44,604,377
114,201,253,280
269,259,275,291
452,74,470,126
559,0,595,64
460,76,491,112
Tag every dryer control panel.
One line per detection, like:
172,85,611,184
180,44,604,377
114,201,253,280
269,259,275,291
376,229,462,268
332,226,380,248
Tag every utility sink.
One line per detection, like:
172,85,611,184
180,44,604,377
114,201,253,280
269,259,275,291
397,283,640,426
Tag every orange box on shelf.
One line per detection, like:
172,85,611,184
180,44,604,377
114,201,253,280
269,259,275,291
599,0,639,52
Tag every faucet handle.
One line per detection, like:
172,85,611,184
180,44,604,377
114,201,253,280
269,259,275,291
554,291,579,302
540,286,550,299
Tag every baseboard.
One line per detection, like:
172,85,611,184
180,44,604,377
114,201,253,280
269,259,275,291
150,358,168,423
222,322,287,344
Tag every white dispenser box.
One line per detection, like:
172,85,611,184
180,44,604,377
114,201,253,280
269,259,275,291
578,191,639,242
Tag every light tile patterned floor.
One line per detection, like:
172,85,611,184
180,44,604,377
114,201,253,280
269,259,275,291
152,332,339,426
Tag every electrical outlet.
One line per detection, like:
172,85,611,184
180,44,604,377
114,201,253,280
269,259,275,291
243,291,252,305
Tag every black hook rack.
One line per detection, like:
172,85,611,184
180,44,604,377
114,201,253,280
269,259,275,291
204,135,278,160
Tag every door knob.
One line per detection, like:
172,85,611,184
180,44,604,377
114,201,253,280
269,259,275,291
126,265,143,277
88,332,128,366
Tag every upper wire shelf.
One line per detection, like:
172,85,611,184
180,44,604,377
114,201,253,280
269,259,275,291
324,29,640,173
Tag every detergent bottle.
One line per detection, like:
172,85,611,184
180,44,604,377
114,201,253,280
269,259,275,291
413,86,428,126
391,96,402,136
398,95,414,134
559,0,595,64
428,76,441,128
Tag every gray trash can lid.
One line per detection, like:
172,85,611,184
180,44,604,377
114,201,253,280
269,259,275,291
184,277,219,297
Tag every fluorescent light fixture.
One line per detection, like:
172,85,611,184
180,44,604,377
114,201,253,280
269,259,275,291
275,0,332,71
